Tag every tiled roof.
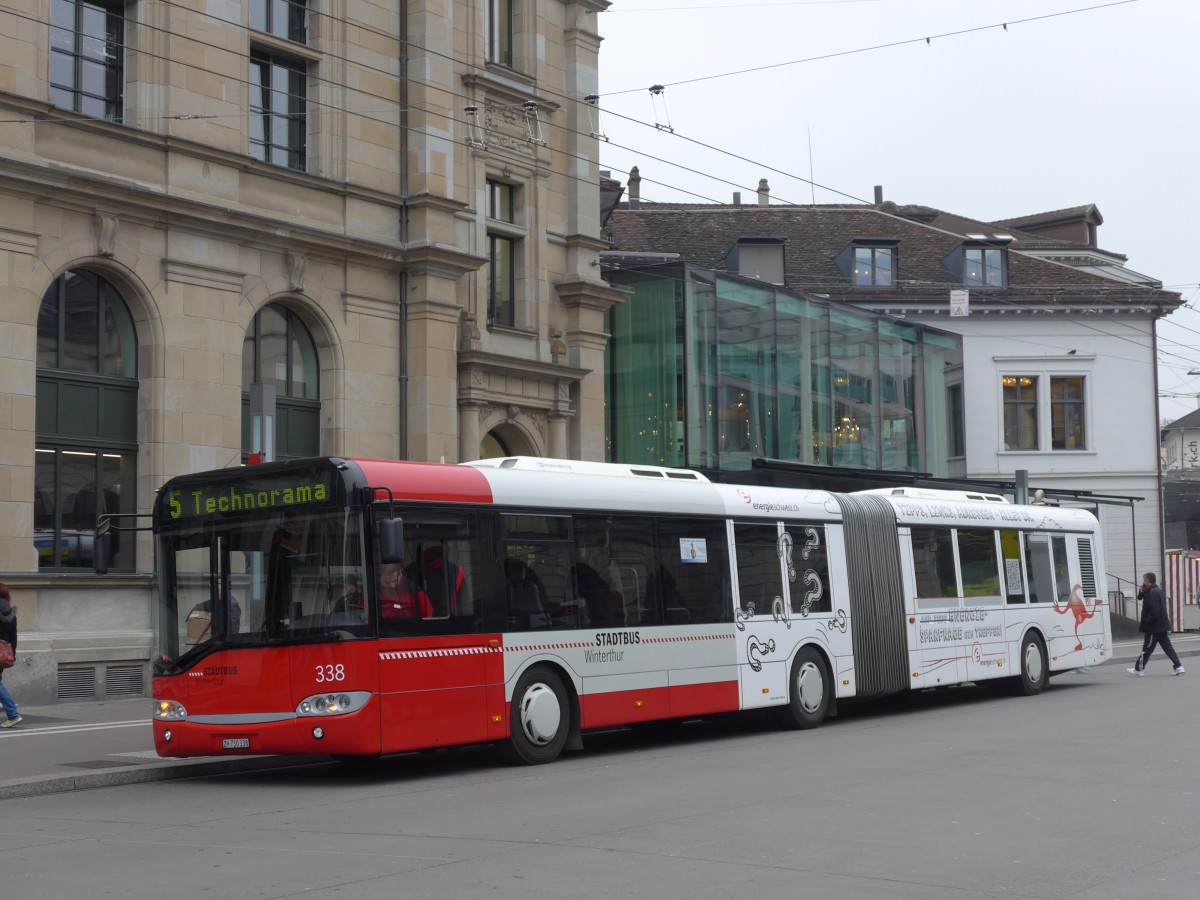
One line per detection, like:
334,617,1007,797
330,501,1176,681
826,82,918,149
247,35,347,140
992,204,1102,228
605,202,1177,302
1164,408,1200,429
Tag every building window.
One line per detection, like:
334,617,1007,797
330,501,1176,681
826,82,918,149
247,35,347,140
488,0,513,66
852,246,895,286
947,383,965,457
35,270,138,570
487,180,520,327
242,303,321,460
1050,376,1086,450
488,181,514,226
964,246,1005,287
251,0,307,43
1002,375,1038,450
50,0,125,122
834,239,898,287
250,51,307,170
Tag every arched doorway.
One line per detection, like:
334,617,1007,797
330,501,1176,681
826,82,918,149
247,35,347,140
479,422,534,459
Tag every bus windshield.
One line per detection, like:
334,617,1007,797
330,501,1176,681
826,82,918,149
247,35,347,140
155,505,369,671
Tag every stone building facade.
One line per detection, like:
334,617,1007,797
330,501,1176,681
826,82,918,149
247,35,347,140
0,0,618,703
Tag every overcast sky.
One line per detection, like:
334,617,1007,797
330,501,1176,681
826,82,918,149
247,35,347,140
594,0,1199,421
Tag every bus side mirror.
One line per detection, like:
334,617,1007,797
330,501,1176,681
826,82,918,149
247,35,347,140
378,518,404,564
93,521,112,575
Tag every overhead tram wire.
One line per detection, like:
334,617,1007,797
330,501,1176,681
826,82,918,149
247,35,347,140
6,1,1173,301
0,6,761,205
25,0,1137,221
611,1,889,11
18,0,1081,215
590,2,1141,201
599,1,1140,95
10,5,1185,373
273,0,1005,205
0,16,742,208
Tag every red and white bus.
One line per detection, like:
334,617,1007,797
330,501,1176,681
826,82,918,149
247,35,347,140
108,455,1111,765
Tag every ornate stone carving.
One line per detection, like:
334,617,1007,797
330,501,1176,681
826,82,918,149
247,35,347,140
549,327,567,364
483,105,537,158
461,311,482,351
94,212,118,257
288,250,307,293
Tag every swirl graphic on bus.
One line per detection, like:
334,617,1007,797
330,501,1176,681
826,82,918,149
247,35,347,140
801,527,820,561
747,636,777,672
779,531,796,582
771,594,791,629
800,570,823,617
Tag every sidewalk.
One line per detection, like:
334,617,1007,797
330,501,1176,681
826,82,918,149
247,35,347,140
2,633,1198,800
0,697,314,800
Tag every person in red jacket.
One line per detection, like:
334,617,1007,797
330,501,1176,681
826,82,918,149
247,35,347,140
379,563,432,619
414,545,464,616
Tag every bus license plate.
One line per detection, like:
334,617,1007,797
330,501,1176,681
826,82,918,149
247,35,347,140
222,737,251,750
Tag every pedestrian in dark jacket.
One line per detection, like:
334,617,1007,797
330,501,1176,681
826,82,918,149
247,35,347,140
0,581,21,727
1128,572,1185,677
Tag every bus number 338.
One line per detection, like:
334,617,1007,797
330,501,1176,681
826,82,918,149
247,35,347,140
315,664,346,683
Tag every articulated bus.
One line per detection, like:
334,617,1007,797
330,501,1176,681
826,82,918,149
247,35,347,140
108,456,1111,765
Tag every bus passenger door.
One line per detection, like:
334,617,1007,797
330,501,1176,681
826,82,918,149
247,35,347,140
733,521,790,710
906,526,966,687
376,513,494,753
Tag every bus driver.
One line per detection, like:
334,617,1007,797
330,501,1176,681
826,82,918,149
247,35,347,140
379,563,432,619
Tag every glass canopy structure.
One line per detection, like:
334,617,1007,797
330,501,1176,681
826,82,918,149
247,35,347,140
606,265,962,477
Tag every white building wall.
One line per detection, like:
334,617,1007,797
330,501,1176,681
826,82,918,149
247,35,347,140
909,312,1164,602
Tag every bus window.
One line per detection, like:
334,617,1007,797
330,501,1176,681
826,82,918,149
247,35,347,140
958,529,1000,599
734,522,784,618
1051,534,1070,602
911,527,957,599
574,515,659,627
1024,532,1055,604
786,524,831,615
1000,530,1025,604
655,518,731,625
378,509,483,636
504,515,578,629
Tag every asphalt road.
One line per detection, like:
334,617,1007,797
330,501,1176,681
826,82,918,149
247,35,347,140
0,636,1198,898
0,635,1195,798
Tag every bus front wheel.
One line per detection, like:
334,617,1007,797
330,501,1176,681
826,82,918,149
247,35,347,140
1014,633,1048,696
778,646,830,730
503,666,570,765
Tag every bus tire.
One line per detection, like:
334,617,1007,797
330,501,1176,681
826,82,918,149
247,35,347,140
503,666,570,765
778,646,830,730
1015,632,1048,696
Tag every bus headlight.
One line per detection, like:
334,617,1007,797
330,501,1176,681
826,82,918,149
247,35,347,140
296,691,369,717
154,699,187,721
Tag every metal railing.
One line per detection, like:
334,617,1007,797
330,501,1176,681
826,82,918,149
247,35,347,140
1110,574,1140,620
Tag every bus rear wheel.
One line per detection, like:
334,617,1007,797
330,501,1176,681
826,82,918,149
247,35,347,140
778,646,830,730
503,666,570,765
1014,632,1048,696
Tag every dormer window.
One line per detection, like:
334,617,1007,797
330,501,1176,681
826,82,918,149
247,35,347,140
964,246,1005,286
835,238,899,287
724,236,786,285
944,238,1009,287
